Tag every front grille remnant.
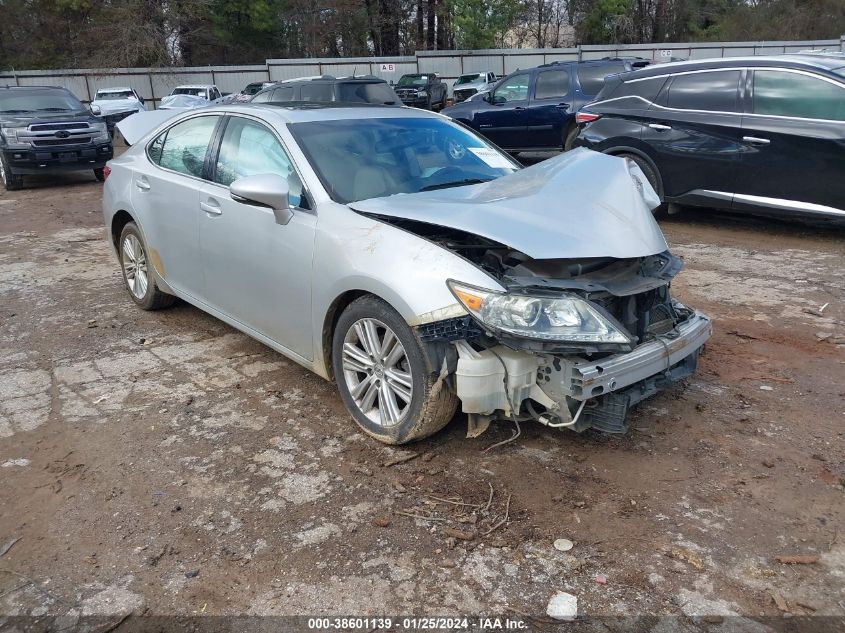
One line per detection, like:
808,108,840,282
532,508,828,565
417,316,483,342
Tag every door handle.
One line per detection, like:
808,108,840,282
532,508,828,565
742,136,771,146
200,199,222,216
514,106,526,111
135,177,151,191
555,103,570,110
648,123,672,131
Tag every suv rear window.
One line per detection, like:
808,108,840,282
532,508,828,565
300,83,333,102
666,70,740,112
337,82,397,104
753,70,845,121
577,63,626,95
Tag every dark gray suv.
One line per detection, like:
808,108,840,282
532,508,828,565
251,76,400,106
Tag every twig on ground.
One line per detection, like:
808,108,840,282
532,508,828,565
425,495,481,508
383,452,420,467
394,510,450,523
482,493,511,536
483,483,494,514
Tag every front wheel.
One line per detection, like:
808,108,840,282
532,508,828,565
332,295,457,444
1,155,23,191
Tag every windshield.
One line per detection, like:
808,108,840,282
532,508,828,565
95,90,135,100
397,75,428,87
0,89,84,113
289,117,519,204
172,87,207,97
243,83,266,95
337,82,398,105
455,74,483,85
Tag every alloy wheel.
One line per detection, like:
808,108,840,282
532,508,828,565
341,318,413,427
121,234,149,299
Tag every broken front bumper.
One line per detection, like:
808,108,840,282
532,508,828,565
455,311,712,434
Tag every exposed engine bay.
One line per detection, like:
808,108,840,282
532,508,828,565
366,214,711,436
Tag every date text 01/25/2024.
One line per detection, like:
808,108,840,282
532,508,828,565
306,617,530,630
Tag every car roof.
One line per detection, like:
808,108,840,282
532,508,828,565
195,102,441,124
97,87,133,92
621,54,845,80
174,84,213,89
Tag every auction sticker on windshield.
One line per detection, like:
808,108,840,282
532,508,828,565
469,147,515,169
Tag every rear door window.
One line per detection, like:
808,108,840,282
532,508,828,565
272,86,295,102
155,115,219,178
665,70,741,112
753,70,845,121
533,70,570,100
577,63,625,95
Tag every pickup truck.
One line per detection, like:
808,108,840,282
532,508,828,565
393,73,447,110
452,72,498,103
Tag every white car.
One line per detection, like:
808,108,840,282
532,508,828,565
105,104,710,444
169,85,222,102
90,87,146,117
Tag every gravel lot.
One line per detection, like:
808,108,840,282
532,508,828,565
1,160,844,630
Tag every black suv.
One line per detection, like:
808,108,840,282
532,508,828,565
1,86,112,190
442,58,649,152
573,54,845,220
393,73,448,110
251,76,400,106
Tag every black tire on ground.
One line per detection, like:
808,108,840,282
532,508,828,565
332,295,458,445
1,155,24,191
94,168,105,182
616,152,667,216
118,222,177,311
563,123,579,151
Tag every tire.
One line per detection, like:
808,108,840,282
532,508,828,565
616,152,667,216
1,155,23,191
332,295,458,445
563,123,579,151
118,222,176,310
94,168,105,182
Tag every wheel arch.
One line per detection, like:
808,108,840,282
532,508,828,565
111,209,135,249
602,144,664,199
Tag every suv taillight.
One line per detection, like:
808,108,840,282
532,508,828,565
102,166,111,181
575,112,601,124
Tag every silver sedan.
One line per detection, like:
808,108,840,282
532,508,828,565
103,104,710,444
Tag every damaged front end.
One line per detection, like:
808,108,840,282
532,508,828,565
353,150,711,436
415,238,711,434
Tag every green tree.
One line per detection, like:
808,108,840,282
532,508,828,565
451,0,526,49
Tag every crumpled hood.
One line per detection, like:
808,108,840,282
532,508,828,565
0,110,93,127
351,148,668,260
91,98,142,115
116,109,181,145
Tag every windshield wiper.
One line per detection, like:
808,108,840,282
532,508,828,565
36,107,73,112
1,109,32,114
419,178,491,192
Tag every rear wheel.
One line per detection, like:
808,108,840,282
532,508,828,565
118,222,176,310
563,123,579,151
332,295,457,444
616,152,667,216
1,155,23,191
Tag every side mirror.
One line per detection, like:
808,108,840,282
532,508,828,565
230,174,293,225
90,104,101,115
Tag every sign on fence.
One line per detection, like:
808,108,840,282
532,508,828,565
379,63,396,73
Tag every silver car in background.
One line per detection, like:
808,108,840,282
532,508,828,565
104,104,710,444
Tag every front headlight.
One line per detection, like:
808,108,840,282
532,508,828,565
1,126,21,143
417,90,428,97
448,280,633,344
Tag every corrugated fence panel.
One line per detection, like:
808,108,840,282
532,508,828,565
16,74,89,98
505,54,544,73
460,55,504,75
211,69,270,94
268,63,322,81
371,61,418,81
418,54,462,77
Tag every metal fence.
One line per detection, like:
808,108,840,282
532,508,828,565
2,37,843,108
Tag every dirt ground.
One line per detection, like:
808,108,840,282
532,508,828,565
0,158,844,632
